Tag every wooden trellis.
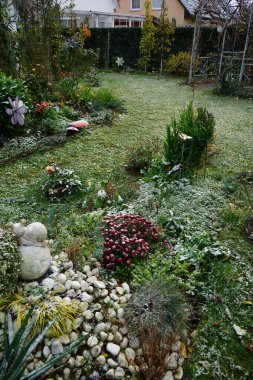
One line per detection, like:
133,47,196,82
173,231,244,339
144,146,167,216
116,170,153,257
188,0,253,84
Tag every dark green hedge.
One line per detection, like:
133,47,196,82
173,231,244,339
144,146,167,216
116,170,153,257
86,27,219,67
86,28,142,67
85,26,245,68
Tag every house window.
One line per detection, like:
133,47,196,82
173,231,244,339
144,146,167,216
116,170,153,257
114,18,129,28
131,20,141,27
61,18,77,28
131,0,140,10
152,0,162,9
172,18,176,25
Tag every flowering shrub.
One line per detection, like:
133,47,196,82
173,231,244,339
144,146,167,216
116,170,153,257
102,214,159,270
41,164,82,199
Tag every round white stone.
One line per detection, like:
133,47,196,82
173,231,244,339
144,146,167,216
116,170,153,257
82,310,93,320
43,345,50,358
95,322,106,333
63,367,71,380
71,281,81,290
117,352,128,368
121,283,130,294
95,312,104,322
106,343,120,357
105,369,115,379
110,293,119,301
70,332,78,342
107,358,118,368
94,280,106,289
162,371,174,380
75,355,85,367
117,308,125,319
51,339,63,355
174,367,183,380
114,332,123,344
115,367,125,380
81,292,93,302
90,345,102,358
100,331,108,341
60,334,70,345
125,348,136,361
87,336,98,348
120,337,128,349
83,265,91,273
165,352,179,370
96,355,106,366
41,278,55,290
87,276,97,284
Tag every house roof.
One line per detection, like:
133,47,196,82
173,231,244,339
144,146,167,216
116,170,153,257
179,0,198,17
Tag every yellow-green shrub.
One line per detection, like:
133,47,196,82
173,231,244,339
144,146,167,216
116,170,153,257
165,51,191,77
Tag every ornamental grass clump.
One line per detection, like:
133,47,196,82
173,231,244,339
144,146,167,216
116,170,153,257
0,292,80,337
41,163,82,200
102,214,159,270
125,280,187,380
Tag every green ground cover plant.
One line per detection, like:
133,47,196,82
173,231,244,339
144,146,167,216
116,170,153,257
0,230,20,298
0,73,252,378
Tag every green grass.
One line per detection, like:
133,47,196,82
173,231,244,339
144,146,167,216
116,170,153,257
0,73,253,378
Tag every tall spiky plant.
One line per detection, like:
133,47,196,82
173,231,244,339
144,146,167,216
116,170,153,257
0,308,87,380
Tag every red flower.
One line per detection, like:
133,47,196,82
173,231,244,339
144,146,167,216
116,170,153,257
46,165,55,174
36,101,49,114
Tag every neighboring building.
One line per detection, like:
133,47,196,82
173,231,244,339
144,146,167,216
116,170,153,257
62,0,144,28
116,0,198,26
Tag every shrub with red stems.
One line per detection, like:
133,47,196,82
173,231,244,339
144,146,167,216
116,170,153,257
102,214,160,270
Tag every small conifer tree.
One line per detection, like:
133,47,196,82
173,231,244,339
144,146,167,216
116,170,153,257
155,0,175,73
139,0,156,72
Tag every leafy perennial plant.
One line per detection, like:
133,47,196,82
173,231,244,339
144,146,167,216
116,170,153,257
41,164,82,199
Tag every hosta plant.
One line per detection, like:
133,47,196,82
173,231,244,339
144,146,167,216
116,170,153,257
41,163,82,200
0,308,86,380
102,214,160,270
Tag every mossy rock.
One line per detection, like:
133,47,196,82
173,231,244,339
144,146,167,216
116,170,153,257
0,229,20,297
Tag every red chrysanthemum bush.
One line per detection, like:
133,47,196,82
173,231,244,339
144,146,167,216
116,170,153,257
102,214,159,270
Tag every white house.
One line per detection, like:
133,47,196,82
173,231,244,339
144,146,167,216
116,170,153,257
62,0,144,28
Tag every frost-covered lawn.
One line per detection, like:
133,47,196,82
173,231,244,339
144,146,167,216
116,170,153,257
0,73,252,378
